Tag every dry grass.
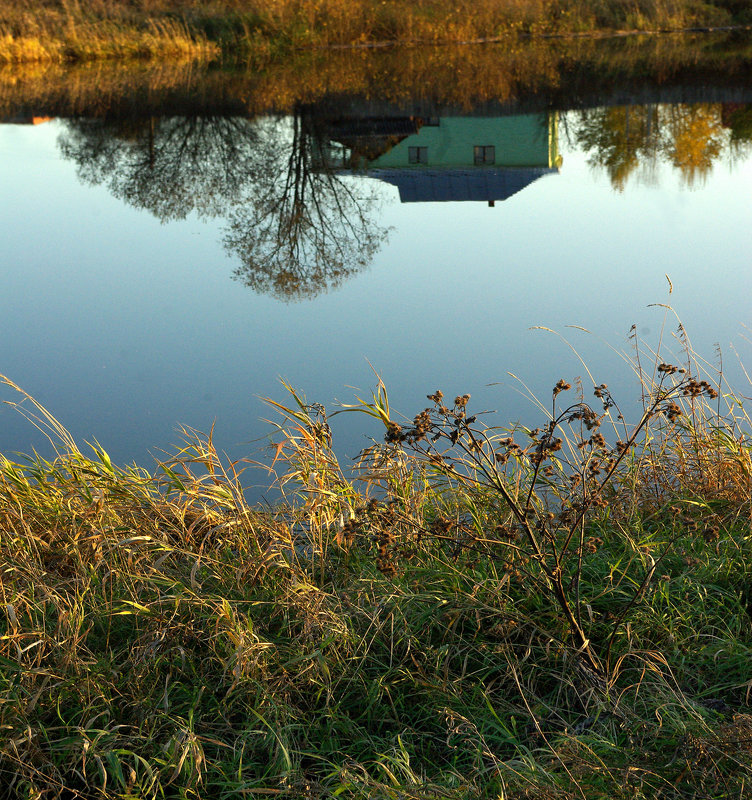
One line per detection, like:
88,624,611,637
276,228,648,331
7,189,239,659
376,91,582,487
0,3,219,63
3,30,751,122
0,0,749,64
1,320,752,797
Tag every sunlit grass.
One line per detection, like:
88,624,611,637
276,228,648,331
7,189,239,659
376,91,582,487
0,14,219,64
0,0,750,64
4,31,752,128
1,321,752,797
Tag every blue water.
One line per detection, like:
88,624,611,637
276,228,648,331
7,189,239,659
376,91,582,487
2,106,751,500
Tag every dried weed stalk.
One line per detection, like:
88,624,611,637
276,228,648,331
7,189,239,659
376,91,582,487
350,352,728,682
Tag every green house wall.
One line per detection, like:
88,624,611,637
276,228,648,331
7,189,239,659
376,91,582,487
369,113,560,169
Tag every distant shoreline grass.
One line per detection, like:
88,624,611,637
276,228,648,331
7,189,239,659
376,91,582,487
0,16,219,64
1,0,751,64
1,323,752,798
3,31,752,125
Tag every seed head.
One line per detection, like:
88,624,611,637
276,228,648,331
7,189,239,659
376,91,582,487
663,402,682,423
658,363,679,375
412,409,432,438
385,421,406,443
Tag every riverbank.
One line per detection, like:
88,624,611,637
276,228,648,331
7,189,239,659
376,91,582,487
4,31,752,122
1,0,751,64
1,354,751,798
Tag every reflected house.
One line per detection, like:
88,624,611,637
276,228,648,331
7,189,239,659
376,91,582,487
318,113,562,204
1,115,53,125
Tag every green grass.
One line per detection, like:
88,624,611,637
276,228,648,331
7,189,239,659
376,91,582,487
1,324,752,798
0,0,751,64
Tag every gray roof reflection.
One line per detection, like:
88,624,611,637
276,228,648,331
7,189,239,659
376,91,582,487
368,167,558,203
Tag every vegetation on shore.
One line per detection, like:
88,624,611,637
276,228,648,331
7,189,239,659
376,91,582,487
1,320,752,799
5,31,752,122
1,0,752,64
0,4,219,64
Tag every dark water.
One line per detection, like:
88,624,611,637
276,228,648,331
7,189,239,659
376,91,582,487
2,35,752,499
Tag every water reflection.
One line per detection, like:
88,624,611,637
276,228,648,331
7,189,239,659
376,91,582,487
50,95,752,300
4,31,752,121
58,116,259,221
57,110,387,300
3,42,752,485
573,102,752,189
225,114,384,300
52,108,568,300
323,112,561,204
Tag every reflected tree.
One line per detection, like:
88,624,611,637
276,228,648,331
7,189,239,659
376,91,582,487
574,102,752,189
574,105,659,191
223,112,385,301
58,116,261,222
57,111,387,300
661,104,724,188
724,103,752,165
725,103,752,145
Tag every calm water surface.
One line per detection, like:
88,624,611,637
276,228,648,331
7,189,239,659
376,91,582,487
2,41,752,498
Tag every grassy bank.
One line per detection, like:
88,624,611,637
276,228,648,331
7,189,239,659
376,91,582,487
0,6,219,63
1,327,752,798
4,31,752,121
1,0,751,64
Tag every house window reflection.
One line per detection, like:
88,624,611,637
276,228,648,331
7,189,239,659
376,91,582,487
474,145,495,165
408,146,428,164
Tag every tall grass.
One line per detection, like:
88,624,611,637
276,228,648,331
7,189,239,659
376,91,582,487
1,323,752,797
4,31,752,123
0,0,750,64
0,3,219,63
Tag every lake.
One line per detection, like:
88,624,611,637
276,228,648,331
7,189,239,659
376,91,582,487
2,34,752,500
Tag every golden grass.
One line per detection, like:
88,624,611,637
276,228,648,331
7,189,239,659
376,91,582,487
3,29,747,124
0,14,219,63
1,328,752,798
0,0,748,64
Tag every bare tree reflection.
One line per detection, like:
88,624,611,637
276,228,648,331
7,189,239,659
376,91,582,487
58,116,260,222
223,113,384,301
57,112,386,299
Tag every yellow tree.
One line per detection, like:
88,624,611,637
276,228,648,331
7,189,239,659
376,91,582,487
660,103,725,188
575,105,659,191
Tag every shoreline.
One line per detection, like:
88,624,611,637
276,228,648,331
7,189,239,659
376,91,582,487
1,3,751,65
1,367,751,797
322,23,752,50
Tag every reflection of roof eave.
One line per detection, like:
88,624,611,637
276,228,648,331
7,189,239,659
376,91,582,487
328,117,421,137
366,166,559,203
1,115,54,125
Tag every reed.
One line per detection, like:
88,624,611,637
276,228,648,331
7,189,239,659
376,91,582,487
0,4,219,63
4,32,752,128
1,320,751,798
0,0,750,64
